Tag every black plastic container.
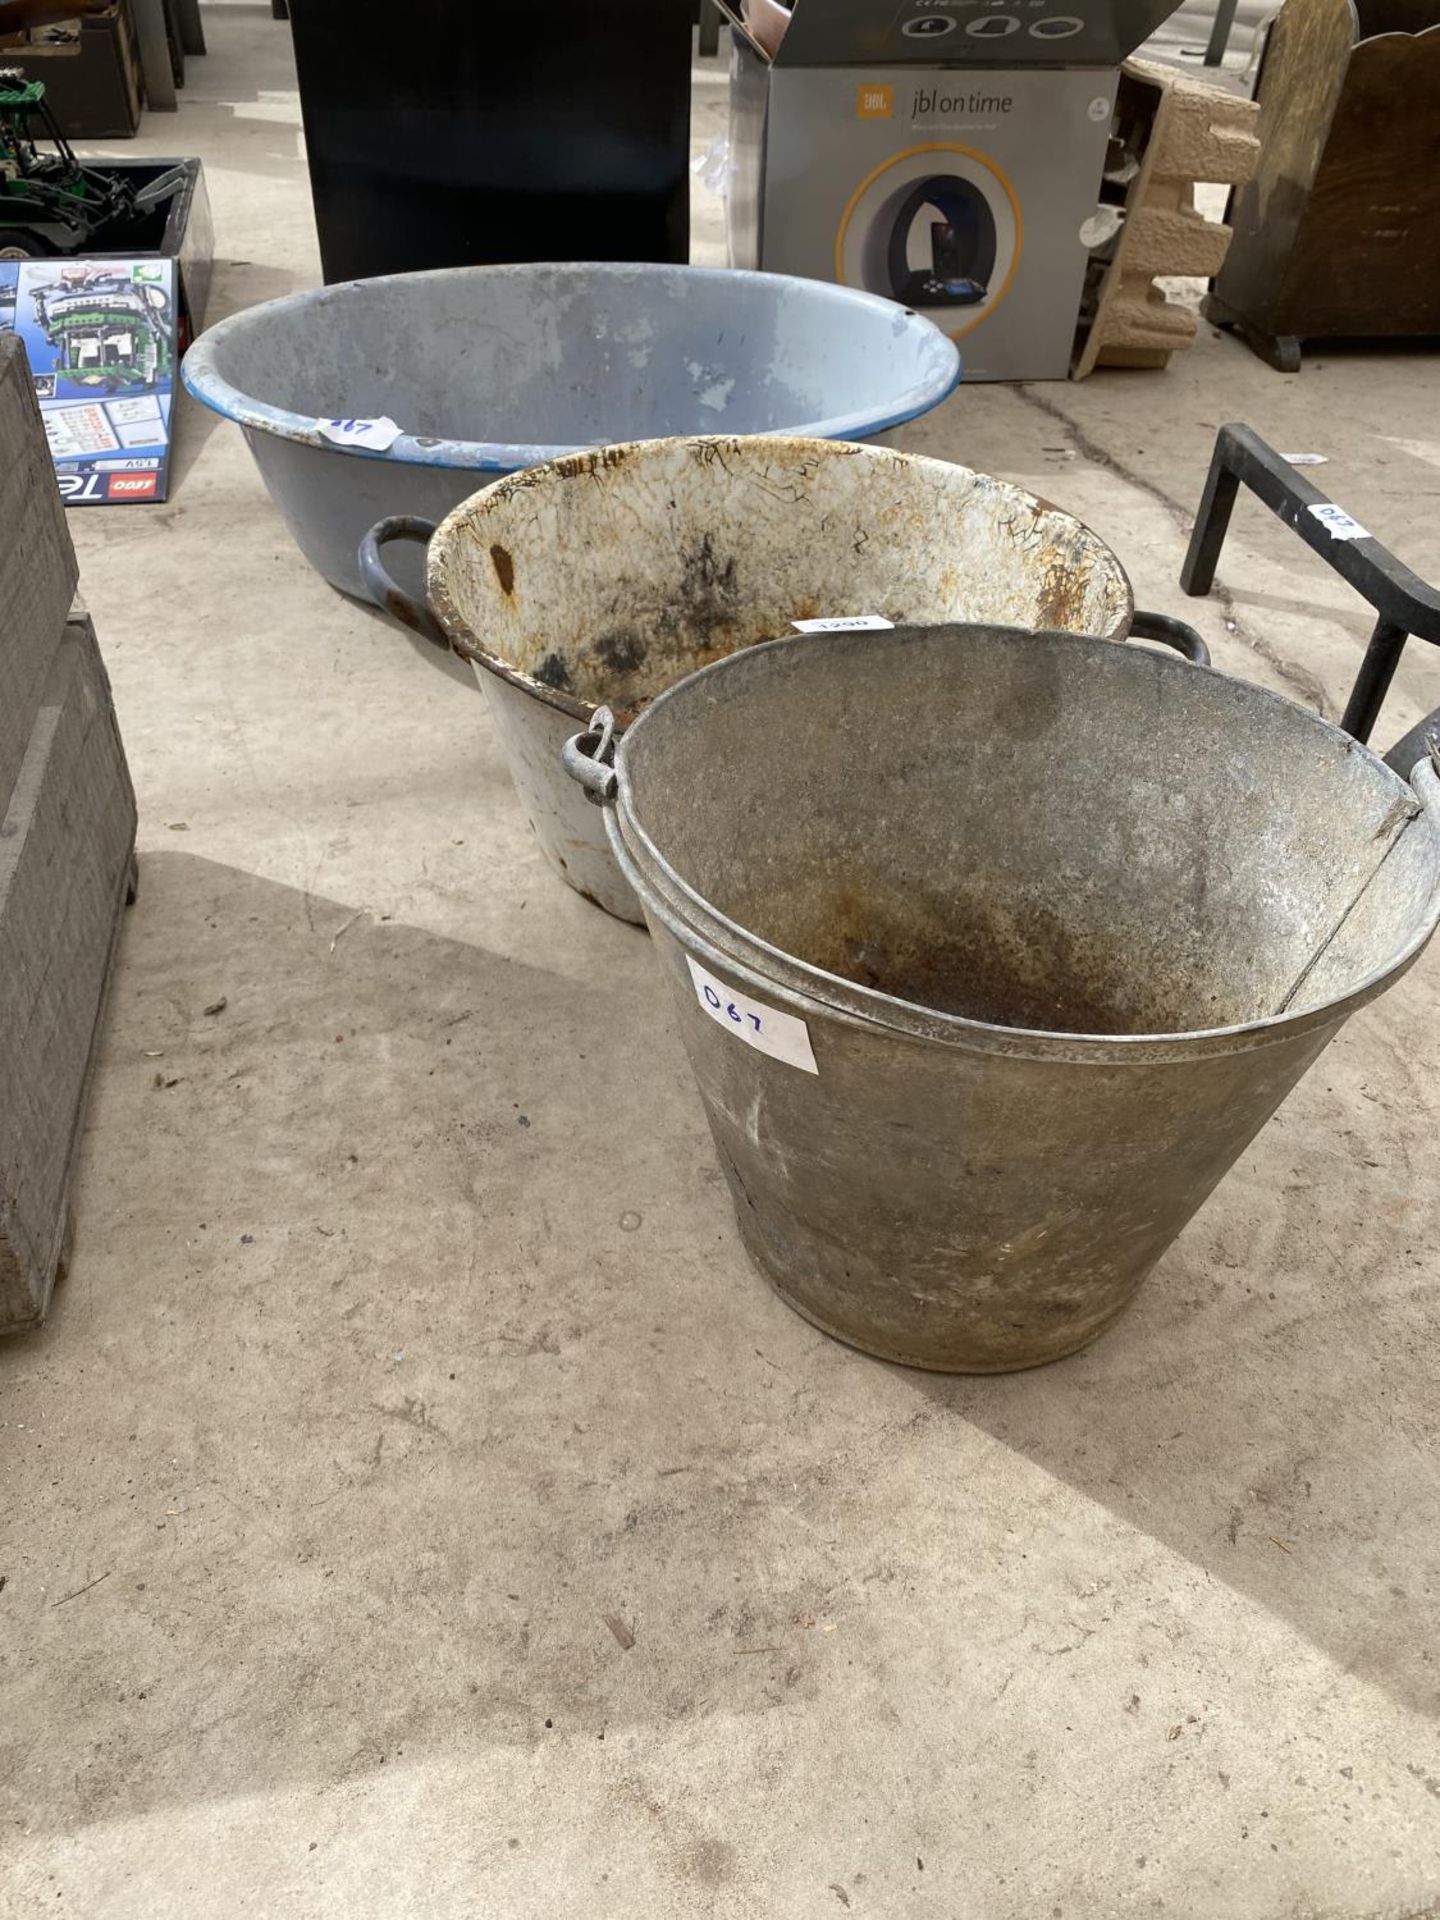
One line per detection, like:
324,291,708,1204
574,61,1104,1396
286,0,694,284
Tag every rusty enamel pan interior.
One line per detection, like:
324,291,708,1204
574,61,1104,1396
426,436,1135,724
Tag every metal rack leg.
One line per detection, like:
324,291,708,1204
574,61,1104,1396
1179,458,1241,597
1340,620,1411,745
1204,0,1240,64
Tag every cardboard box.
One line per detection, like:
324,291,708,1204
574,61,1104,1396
0,254,180,504
0,155,210,507
719,0,1182,382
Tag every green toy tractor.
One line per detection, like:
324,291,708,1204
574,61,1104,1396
0,68,183,258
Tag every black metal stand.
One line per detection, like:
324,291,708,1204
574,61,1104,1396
1180,423,1440,748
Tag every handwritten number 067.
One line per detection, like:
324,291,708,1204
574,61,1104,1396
702,983,763,1033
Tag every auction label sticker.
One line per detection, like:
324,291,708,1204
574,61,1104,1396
686,956,818,1074
792,614,894,633
317,416,404,452
1308,502,1369,541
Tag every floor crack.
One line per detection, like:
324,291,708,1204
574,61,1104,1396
1014,385,1336,718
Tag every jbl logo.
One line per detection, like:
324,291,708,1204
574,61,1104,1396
856,83,894,118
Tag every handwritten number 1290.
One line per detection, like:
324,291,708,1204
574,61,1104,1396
702,983,762,1033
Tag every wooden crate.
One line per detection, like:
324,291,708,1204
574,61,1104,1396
0,616,137,1334
0,335,137,1335
0,2,143,140
0,336,76,818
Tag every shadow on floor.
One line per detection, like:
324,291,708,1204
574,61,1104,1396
904,980,1440,1721
0,849,746,1833
2,849,1435,1850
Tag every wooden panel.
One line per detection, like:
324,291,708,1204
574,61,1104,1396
1212,0,1355,330
1281,22,1440,334
0,617,137,1335
1214,0,1440,342
0,337,76,821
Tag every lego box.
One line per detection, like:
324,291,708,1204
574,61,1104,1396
0,254,177,503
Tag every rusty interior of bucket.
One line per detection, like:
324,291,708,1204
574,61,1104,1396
786,873,1183,1034
621,625,1440,1038
432,439,1134,719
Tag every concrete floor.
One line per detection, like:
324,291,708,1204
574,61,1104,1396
4,6,1440,1915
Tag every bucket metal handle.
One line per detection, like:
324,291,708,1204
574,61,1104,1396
1129,609,1210,666
1411,747,1440,816
358,515,452,653
562,705,619,804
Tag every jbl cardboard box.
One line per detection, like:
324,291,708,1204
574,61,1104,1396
719,0,1181,381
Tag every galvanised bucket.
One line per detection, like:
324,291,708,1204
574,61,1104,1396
565,623,1440,1371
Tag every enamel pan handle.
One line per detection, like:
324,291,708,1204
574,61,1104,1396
358,516,449,652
